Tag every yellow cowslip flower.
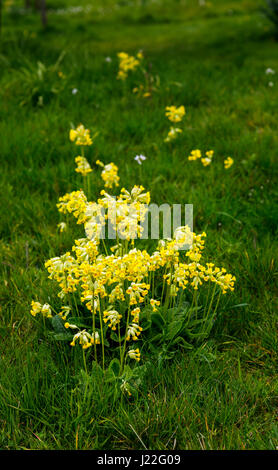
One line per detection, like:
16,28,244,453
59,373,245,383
70,330,99,349
131,307,140,323
224,157,234,169
126,323,143,341
57,190,88,225
69,124,92,146
72,238,99,263
173,225,193,250
201,150,214,167
96,160,120,189
128,348,141,362
103,308,122,330
58,305,71,320
150,298,160,312
41,303,52,318
30,301,42,317
165,105,185,123
64,322,78,329
30,301,52,318
75,156,92,176
164,127,183,142
91,331,101,345
117,51,142,80
45,252,80,296
126,282,150,305
188,149,202,161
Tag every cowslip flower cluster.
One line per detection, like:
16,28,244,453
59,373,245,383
117,51,160,99
187,148,213,166
30,301,52,318
75,156,92,176
31,166,235,374
224,157,234,169
165,105,185,123
69,124,93,146
201,150,214,167
96,160,120,188
188,149,214,166
164,105,185,142
30,140,236,374
188,149,234,169
164,127,183,143
117,51,143,80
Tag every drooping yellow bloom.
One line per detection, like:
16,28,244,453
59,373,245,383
58,305,71,320
96,160,120,188
224,157,234,169
188,149,202,161
150,299,160,312
70,330,100,349
57,190,88,224
126,323,143,341
164,127,183,142
30,301,52,318
201,150,214,167
117,52,142,80
103,308,122,330
64,322,78,329
69,124,92,146
128,348,141,362
75,156,92,176
165,105,185,123
30,301,42,317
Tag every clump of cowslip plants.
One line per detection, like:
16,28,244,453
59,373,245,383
30,124,236,396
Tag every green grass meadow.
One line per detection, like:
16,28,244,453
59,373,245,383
0,0,278,450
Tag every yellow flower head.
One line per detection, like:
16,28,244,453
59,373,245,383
188,149,202,161
75,156,92,176
224,157,234,169
165,105,185,123
201,150,214,167
117,51,142,80
69,124,92,146
97,161,120,188
164,127,183,142
128,348,141,362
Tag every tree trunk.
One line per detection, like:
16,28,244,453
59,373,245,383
40,0,47,27
0,0,2,35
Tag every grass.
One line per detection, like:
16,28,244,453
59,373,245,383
0,0,278,450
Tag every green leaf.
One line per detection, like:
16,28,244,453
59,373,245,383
51,315,67,334
151,312,166,329
53,332,73,341
108,358,121,377
67,316,89,328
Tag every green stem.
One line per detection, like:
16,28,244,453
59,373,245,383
99,297,105,371
120,305,130,374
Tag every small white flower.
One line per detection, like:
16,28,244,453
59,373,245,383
105,57,112,63
134,154,147,165
265,68,275,75
72,88,78,95
268,82,274,87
